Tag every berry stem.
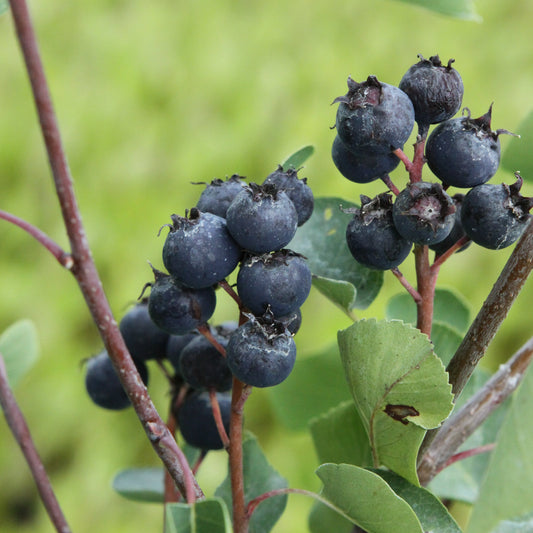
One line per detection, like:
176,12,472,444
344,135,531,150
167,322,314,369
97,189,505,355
417,332,533,484
392,147,413,173
440,443,495,473
431,235,471,270
0,352,72,533
229,377,249,533
380,174,401,196
209,388,230,450
197,323,227,357
414,245,438,336
218,279,243,307
7,0,202,501
390,268,422,304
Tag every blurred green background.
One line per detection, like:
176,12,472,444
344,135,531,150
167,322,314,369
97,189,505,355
1,1,533,531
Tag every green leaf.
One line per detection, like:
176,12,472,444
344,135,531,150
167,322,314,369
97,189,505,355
502,110,533,181
386,287,471,333
374,470,461,532
338,319,454,484
429,368,508,504
289,197,383,310
0,320,39,388
112,468,165,503
0,0,8,15
164,498,232,533
310,400,373,467
490,511,533,533
315,463,423,533
391,0,481,21
281,145,315,170
466,363,533,533
308,501,354,533
269,343,352,430
430,322,464,366
215,432,287,533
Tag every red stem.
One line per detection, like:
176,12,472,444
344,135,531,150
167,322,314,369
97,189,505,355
0,354,71,533
8,0,201,500
439,443,495,473
392,147,413,173
414,245,438,336
391,268,422,304
380,175,400,196
209,388,230,450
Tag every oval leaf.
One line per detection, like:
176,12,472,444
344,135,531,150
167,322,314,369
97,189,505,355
337,319,453,484
289,197,383,310
113,468,164,503
316,463,423,533
164,498,232,533
502,110,533,181
215,432,287,533
391,0,481,21
281,145,315,170
0,320,39,388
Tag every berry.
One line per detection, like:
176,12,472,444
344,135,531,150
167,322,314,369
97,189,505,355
333,75,415,155
236,250,312,317
277,308,302,335
147,268,216,335
399,54,463,128
393,181,456,245
179,334,232,391
195,175,247,218
331,135,400,184
429,194,471,256
263,166,314,226
165,332,198,374
85,350,149,410
119,300,169,361
226,318,297,388
461,173,533,250
226,183,298,253
345,193,412,270
425,106,515,188
162,208,241,289
176,390,231,450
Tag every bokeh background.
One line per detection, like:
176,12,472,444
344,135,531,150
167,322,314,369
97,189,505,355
1,1,533,531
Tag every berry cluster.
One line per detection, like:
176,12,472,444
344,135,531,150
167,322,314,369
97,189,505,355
84,166,314,450
332,54,532,269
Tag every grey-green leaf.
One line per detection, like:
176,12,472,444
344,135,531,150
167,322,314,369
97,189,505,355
281,145,315,170
289,197,383,310
490,511,533,533
112,468,165,503
316,463,423,533
0,320,39,388
0,0,8,15
501,110,533,181
269,343,352,430
164,498,232,533
391,0,481,21
215,432,287,533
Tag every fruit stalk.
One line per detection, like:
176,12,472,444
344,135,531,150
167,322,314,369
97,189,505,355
8,0,202,501
0,353,72,533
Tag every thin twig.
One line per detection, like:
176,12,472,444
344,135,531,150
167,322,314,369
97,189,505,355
414,245,438,337
418,334,533,484
391,267,422,304
431,235,471,270
0,353,71,533
392,147,412,173
8,0,202,500
380,175,400,196
209,388,230,450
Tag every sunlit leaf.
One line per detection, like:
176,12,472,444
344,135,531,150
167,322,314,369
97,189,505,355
164,498,232,533
112,468,164,503
281,145,315,170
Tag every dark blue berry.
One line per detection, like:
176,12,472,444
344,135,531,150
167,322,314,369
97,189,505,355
179,334,232,391
176,390,231,450
195,175,247,218
162,208,241,289
333,75,415,155
165,332,198,374
119,300,169,361
147,268,216,335
429,194,471,256
236,250,312,318
345,193,412,270
393,181,456,245
226,183,298,253
331,135,400,184
425,106,515,188
399,55,463,128
226,318,296,388
85,350,149,410
263,166,314,226
461,174,533,250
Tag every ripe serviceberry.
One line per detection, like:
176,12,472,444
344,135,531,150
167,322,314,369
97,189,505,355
393,182,456,245
345,193,412,270
399,54,463,129
333,75,415,155
195,175,247,218
226,318,296,388
425,105,515,188
331,135,400,184
461,173,533,250
263,166,314,226
162,208,241,289
165,332,198,374
226,183,298,253
429,194,471,256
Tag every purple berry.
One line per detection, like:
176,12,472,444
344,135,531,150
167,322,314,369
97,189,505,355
195,175,247,218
